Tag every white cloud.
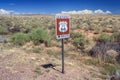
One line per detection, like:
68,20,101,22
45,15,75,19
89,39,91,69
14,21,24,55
0,9,42,15
61,9,93,14
0,9,14,15
61,9,112,14
78,9,93,14
94,9,105,14
106,11,112,14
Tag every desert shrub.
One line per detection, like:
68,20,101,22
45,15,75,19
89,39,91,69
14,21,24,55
10,28,51,46
101,64,117,75
49,29,56,40
10,33,29,46
89,42,120,63
0,26,8,34
29,28,51,46
71,32,88,51
95,33,112,43
96,32,120,43
112,32,120,42
0,35,7,43
91,32,120,63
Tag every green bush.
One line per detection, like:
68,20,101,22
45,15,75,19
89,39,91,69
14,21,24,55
29,28,51,46
71,32,87,50
10,33,29,45
112,32,120,42
95,32,120,43
96,33,112,43
10,28,51,46
0,26,8,34
101,64,117,75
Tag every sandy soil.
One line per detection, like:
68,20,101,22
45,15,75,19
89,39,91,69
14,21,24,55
0,47,104,80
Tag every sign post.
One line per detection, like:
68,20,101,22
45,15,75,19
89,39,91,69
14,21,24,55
55,14,70,74
62,39,64,73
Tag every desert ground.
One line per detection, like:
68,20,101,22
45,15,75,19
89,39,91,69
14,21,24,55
0,14,120,80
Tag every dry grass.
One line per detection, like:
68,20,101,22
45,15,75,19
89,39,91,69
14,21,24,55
0,14,120,80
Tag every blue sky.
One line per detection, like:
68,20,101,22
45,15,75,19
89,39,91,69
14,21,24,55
0,0,120,14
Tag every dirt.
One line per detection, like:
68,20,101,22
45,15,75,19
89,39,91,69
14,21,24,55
0,47,104,80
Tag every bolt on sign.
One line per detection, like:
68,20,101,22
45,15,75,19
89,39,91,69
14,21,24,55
55,14,70,39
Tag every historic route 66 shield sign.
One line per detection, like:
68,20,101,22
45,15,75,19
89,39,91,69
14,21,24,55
55,14,70,39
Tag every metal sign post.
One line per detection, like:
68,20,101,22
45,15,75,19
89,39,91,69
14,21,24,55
55,14,70,74
62,39,64,73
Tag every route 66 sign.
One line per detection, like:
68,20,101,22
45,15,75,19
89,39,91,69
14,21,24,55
55,14,70,39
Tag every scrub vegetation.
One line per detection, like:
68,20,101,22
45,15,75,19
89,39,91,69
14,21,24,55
0,14,120,80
